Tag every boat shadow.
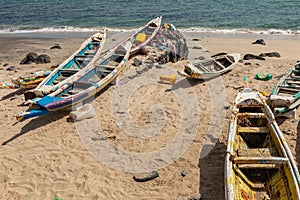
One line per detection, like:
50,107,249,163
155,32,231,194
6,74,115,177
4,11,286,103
2,111,70,145
0,88,27,101
198,141,227,200
168,78,205,91
296,122,300,171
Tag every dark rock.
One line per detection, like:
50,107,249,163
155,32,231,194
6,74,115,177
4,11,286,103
238,60,243,63
34,54,51,64
181,169,189,177
6,66,16,71
20,52,38,64
0,68,3,70
192,38,201,41
196,56,206,60
191,193,203,200
3,63,9,67
259,52,281,58
211,52,227,57
283,129,293,136
291,119,300,123
133,58,142,66
252,39,266,45
192,46,202,49
155,64,163,69
50,44,62,49
243,54,265,61
224,106,230,110
133,171,159,182
111,38,116,41
244,62,251,65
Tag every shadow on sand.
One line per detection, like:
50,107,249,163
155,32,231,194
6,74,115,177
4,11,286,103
2,110,70,145
2,84,113,146
167,77,204,91
0,88,27,101
198,141,227,200
296,122,300,171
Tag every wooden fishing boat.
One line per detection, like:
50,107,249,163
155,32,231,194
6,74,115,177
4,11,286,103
120,16,162,55
177,53,240,80
268,62,300,117
11,70,51,89
225,87,300,199
16,39,132,121
24,30,107,100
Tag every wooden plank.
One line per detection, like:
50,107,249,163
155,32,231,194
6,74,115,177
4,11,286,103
238,126,269,133
279,85,300,90
97,65,117,69
233,166,265,189
60,69,79,73
286,80,300,85
237,148,276,157
234,156,288,164
237,113,266,118
75,55,93,62
85,50,96,54
238,163,279,169
97,68,113,74
279,87,300,93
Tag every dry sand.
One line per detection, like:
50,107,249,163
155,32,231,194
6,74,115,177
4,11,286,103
1,31,300,200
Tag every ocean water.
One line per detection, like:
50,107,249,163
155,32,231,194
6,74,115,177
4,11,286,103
0,0,299,34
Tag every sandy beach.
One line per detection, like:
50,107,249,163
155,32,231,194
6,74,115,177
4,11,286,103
1,31,300,200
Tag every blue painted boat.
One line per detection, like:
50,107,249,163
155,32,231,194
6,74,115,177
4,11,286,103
24,30,107,100
16,38,132,121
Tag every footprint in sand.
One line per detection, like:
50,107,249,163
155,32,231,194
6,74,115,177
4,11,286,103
10,181,35,194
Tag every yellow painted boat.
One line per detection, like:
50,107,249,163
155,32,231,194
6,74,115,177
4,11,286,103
225,88,300,199
11,70,51,89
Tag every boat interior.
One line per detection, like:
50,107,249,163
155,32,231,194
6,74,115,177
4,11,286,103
48,40,102,86
231,105,298,199
185,55,235,74
277,63,300,97
57,45,127,98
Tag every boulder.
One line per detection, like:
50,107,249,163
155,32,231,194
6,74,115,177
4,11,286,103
133,58,142,66
50,44,62,49
20,52,38,64
6,66,16,71
192,46,202,49
243,54,265,61
259,52,281,58
35,54,51,64
252,39,266,45
196,56,207,60
211,52,227,57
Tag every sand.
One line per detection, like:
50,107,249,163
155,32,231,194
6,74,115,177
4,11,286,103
1,31,300,200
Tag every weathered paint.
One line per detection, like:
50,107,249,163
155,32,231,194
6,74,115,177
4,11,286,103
225,88,300,199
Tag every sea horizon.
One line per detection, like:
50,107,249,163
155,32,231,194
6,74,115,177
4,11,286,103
1,0,299,35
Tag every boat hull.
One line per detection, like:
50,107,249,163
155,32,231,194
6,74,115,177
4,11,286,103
177,53,240,80
225,88,300,199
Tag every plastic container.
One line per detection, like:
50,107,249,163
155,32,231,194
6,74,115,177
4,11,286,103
255,73,272,81
69,103,95,121
159,74,177,85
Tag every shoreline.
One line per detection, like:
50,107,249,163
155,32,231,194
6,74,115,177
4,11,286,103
0,32,300,42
